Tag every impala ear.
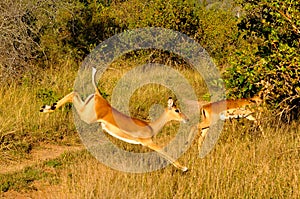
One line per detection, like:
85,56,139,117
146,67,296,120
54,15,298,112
168,97,173,109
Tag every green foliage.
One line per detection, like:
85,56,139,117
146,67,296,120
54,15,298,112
225,0,300,121
105,0,239,67
36,88,59,105
38,0,121,64
44,160,63,168
4,0,299,119
0,167,45,192
35,0,240,67
107,0,199,34
1,0,241,84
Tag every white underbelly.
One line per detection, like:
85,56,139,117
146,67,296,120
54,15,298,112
220,108,252,120
101,123,140,145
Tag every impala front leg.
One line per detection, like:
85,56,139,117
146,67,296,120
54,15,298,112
198,127,209,152
141,139,188,172
185,124,199,147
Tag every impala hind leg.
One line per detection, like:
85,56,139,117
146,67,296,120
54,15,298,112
245,115,265,137
40,91,97,124
40,92,75,113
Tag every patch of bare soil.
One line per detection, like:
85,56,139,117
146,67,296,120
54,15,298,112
0,190,32,199
0,144,84,174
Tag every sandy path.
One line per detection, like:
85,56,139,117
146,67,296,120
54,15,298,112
0,144,84,174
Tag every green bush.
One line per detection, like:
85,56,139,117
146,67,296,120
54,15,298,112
1,0,241,84
104,0,240,67
225,0,300,121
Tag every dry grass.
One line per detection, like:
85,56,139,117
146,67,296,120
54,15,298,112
0,65,80,164
0,61,299,198
4,123,297,199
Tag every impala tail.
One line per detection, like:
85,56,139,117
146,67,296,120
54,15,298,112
92,67,101,95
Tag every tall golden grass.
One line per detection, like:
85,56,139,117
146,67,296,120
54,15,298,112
0,65,80,164
32,123,299,198
0,61,299,198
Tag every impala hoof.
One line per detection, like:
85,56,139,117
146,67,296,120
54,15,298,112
40,103,56,113
182,167,188,172
51,103,57,110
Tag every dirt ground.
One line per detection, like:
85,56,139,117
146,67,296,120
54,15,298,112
0,144,84,198
0,144,83,174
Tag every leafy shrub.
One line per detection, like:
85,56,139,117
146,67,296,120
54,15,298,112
105,0,240,67
225,0,300,121
36,88,59,105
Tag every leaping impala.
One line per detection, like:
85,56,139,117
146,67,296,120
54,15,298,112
40,67,189,171
186,95,264,151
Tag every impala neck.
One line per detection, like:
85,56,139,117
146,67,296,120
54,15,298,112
149,110,170,136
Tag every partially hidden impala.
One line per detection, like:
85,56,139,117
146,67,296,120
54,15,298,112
186,95,264,151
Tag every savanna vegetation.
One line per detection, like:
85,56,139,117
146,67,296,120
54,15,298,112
0,0,299,198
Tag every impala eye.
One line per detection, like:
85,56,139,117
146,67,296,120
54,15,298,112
175,109,180,113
